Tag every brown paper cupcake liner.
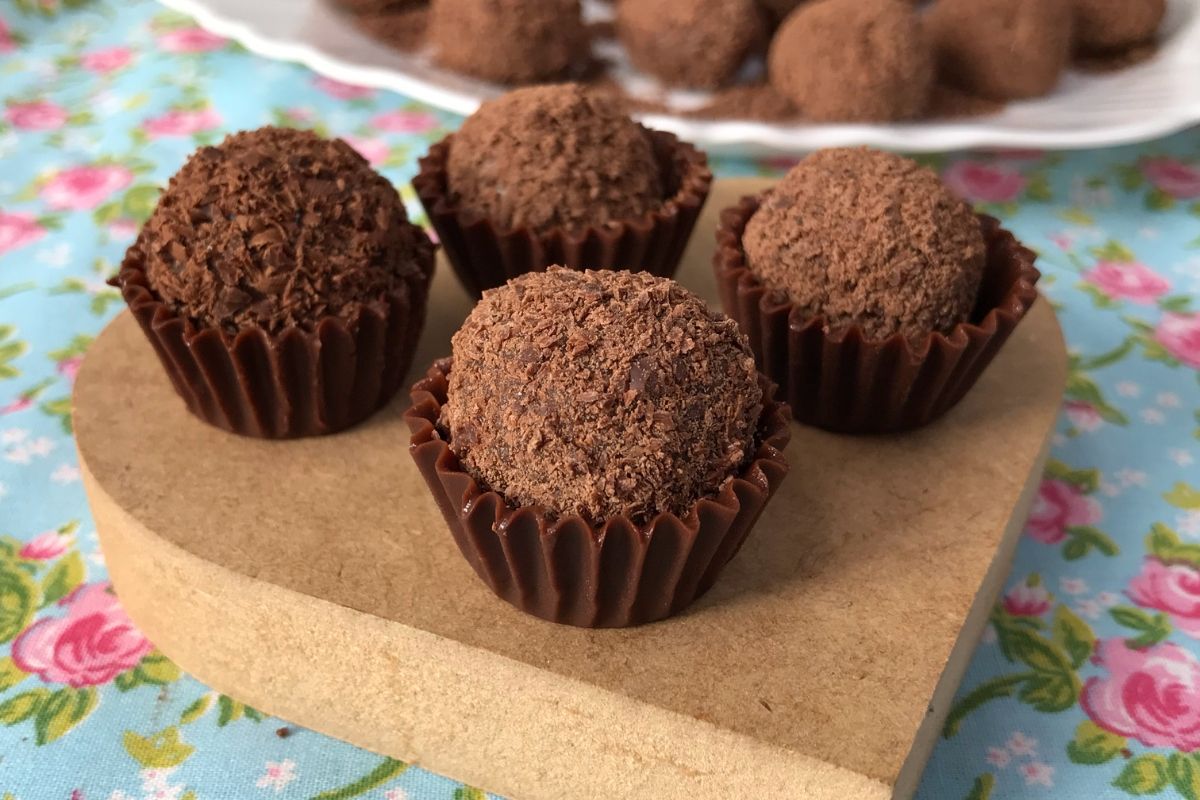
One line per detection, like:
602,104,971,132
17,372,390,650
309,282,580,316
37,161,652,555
714,194,1041,434
412,127,713,298
113,245,434,439
405,359,790,628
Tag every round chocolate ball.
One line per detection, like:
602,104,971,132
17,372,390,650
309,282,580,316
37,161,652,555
767,0,934,121
742,147,986,343
428,0,585,84
617,0,766,90
927,0,1073,100
1073,0,1165,53
442,267,763,522
136,127,431,333
446,84,665,234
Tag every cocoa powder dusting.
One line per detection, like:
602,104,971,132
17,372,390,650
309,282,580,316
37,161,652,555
742,148,986,343
446,84,664,234
441,267,762,523
132,127,433,333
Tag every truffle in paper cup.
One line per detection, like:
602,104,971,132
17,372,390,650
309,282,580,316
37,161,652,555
412,85,712,298
714,193,1040,434
113,127,436,438
406,359,790,627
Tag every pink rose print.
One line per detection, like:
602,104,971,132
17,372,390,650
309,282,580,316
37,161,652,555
1129,557,1200,638
313,76,374,100
18,530,72,561
1081,638,1200,752
1141,157,1200,200
1083,261,1170,305
108,218,138,240
1064,400,1103,432
370,109,437,133
40,165,133,211
4,100,67,131
341,135,388,166
12,582,153,687
1157,313,1200,369
57,355,83,382
80,46,133,73
156,27,227,53
0,211,47,255
142,107,221,139
0,16,15,53
1026,479,1102,544
942,160,1027,204
1003,583,1052,617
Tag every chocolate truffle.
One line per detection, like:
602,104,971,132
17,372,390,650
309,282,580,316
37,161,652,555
742,147,986,342
617,0,766,90
767,0,934,122
928,0,1073,100
428,0,585,84
1073,0,1165,53
136,127,432,333
442,267,762,522
446,84,664,234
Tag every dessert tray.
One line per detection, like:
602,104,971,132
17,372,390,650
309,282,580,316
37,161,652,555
157,0,1200,154
76,179,1068,800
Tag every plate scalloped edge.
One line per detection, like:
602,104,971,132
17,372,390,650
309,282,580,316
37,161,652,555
155,0,1200,154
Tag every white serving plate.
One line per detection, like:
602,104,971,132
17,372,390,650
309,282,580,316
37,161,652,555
159,0,1200,154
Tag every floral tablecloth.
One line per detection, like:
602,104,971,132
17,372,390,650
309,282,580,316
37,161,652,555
1,2,1199,798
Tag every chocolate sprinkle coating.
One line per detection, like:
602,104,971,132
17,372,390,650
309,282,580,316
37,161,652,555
134,127,432,334
441,267,763,523
742,147,986,343
616,0,767,90
428,0,585,84
928,0,1073,101
767,0,933,122
1073,0,1165,53
446,84,664,234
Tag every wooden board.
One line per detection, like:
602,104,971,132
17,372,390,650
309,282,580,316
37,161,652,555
75,179,1067,800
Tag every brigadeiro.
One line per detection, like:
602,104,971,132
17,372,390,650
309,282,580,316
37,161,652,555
767,0,934,122
1072,0,1165,53
427,0,586,84
616,0,767,90
412,84,712,297
406,267,790,627
714,147,1041,433
928,0,1073,100
114,126,435,438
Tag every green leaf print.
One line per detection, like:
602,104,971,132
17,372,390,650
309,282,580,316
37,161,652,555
1113,754,1169,795
1110,606,1173,649
1159,295,1193,313
0,559,39,644
1051,606,1095,668
1146,524,1200,569
34,686,96,744
1044,460,1101,494
179,694,211,724
40,396,73,434
121,184,162,222
943,673,1028,738
1114,164,1145,191
1066,721,1126,765
134,651,181,685
1063,526,1120,560
453,789,487,800
40,550,84,607
307,757,409,800
0,688,47,725
0,325,28,381
123,726,195,768
1065,374,1129,425
1145,187,1176,211
0,657,28,692
1165,483,1200,510
1090,240,1138,263
964,773,995,800
1170,753,1200,800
